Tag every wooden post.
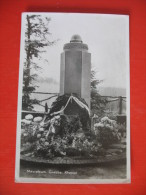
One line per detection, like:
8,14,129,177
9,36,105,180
45,102,48,112
119,96,122,115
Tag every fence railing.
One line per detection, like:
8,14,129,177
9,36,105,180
30,92,59,110
28,92,126,115
103,96,126,115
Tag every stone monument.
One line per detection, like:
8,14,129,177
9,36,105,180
60,35,91,108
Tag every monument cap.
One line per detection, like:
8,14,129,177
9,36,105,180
70,34,82,43
64,34,88,50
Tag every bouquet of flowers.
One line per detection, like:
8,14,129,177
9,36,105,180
94,116,124,148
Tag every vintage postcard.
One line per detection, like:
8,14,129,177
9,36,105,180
15,12,130,183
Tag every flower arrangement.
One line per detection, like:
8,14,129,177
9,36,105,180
94,116,125,148
21,114,105,159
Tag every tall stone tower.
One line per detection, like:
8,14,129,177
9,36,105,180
60,35,91,107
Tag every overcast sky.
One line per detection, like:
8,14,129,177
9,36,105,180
23,13,129,93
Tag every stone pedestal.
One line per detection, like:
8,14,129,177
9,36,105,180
60,35,91,108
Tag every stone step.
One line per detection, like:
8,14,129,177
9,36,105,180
106,148,123,154
109,144,126,150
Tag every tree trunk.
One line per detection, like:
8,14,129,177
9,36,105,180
25,15,31,89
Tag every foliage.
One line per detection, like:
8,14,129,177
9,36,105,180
59,115,82,135
22,15,56,110
49,94,88,114
91,69,101,89
21,114,104,159
49,94,90,130
90,69,108,117
94,116,124,148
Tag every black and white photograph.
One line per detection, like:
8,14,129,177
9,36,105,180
15,12,130,183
